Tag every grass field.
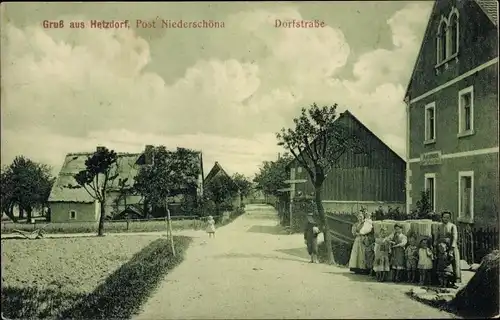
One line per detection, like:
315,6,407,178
1,235,192,319
1,218,206,235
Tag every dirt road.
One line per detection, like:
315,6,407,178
134,204,456,319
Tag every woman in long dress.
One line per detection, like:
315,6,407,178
349,211,373,274
434,211,462,287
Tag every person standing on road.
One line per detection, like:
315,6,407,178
304,212,320,263
434,211,462,287
349,210,373,274
206,215,216,238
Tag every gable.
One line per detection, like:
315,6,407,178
405,0,498,100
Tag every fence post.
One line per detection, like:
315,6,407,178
126,219,130,231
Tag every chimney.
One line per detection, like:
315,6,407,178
145,145,154,165
96,146,106,153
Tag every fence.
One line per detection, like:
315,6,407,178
325,214,355,244
1,215,222,234
458,224,499,264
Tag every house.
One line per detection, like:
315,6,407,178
285,110,406,213
47,145,204,223
404,0,498,227
204,161,241,208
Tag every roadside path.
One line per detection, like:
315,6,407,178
134,204,456,319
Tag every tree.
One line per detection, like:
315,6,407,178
69,147,118,236
205,174,239,215
1,157,54,223
276,104,367,265
253,153,293,197
133,146,201,216
232,173,252,207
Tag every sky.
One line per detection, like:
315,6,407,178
1,1,433,178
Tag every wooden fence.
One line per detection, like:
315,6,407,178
458,225,499,264
325,214,355,244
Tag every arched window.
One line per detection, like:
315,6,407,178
437,20,447,63
448,12,459,56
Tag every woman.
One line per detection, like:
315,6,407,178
363,212,375,276
349,211,373,274
387,223,408,282
304,212,320,263
434,211,462,287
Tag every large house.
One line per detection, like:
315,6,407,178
285,110,406,213
404,0,498,227
48,145,204,223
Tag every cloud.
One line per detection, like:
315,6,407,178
1,3,432,176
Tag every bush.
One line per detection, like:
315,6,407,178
58,236,192,319
318,239,353,266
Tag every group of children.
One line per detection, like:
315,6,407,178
371,224,455,287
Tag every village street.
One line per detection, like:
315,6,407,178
134,204,456,319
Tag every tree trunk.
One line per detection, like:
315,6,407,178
3,203,18,223
97,199,106,236
26,207,33,224
314,185,336,265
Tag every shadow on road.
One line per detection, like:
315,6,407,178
246,225,288,235
323,270,421,288
212,252,307,264
275,247,310,260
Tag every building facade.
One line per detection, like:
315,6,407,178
286,110,406,214
404,0,498,227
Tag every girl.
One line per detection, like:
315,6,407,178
304,213,321,263
206,215,216,238
388,223,407,282
373,226,391,282
418,238,434,285
436,242,454,287
405,235,419,283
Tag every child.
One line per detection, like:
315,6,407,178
206,215,216,238
373,226,391,282
436,242,454,287
304,213,321,263
388,223,408,282
405,235,419,283
417,238,434,285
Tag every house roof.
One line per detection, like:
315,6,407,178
49,149,203,203
475,0,498,25
204,161,239,189
285,110,405,169
404,0,498,99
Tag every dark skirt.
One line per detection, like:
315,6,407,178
307,238,318,255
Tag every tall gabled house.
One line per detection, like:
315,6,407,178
205,161,241,208
404,0,498,227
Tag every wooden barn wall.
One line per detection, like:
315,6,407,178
293,114,406,202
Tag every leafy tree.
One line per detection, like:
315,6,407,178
253,153,293,197
276,103,367,265
1,157,54,223
133,146,201,216
232,173,252,207
69,147,119,236
205,174,239,215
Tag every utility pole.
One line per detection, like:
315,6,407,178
165,201,176,256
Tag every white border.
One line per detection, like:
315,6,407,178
424,102,436,143
408,147,499,163
424,173,437,211
458,85,474,136
458,171,474,222
69,210,77,220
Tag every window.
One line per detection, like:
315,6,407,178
69,210,77,220
458,86,474,136
458,171,474,222
424,173,436,212
424,102,436,143
448,12,459,56
297,166,302,173
437,21,447,64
